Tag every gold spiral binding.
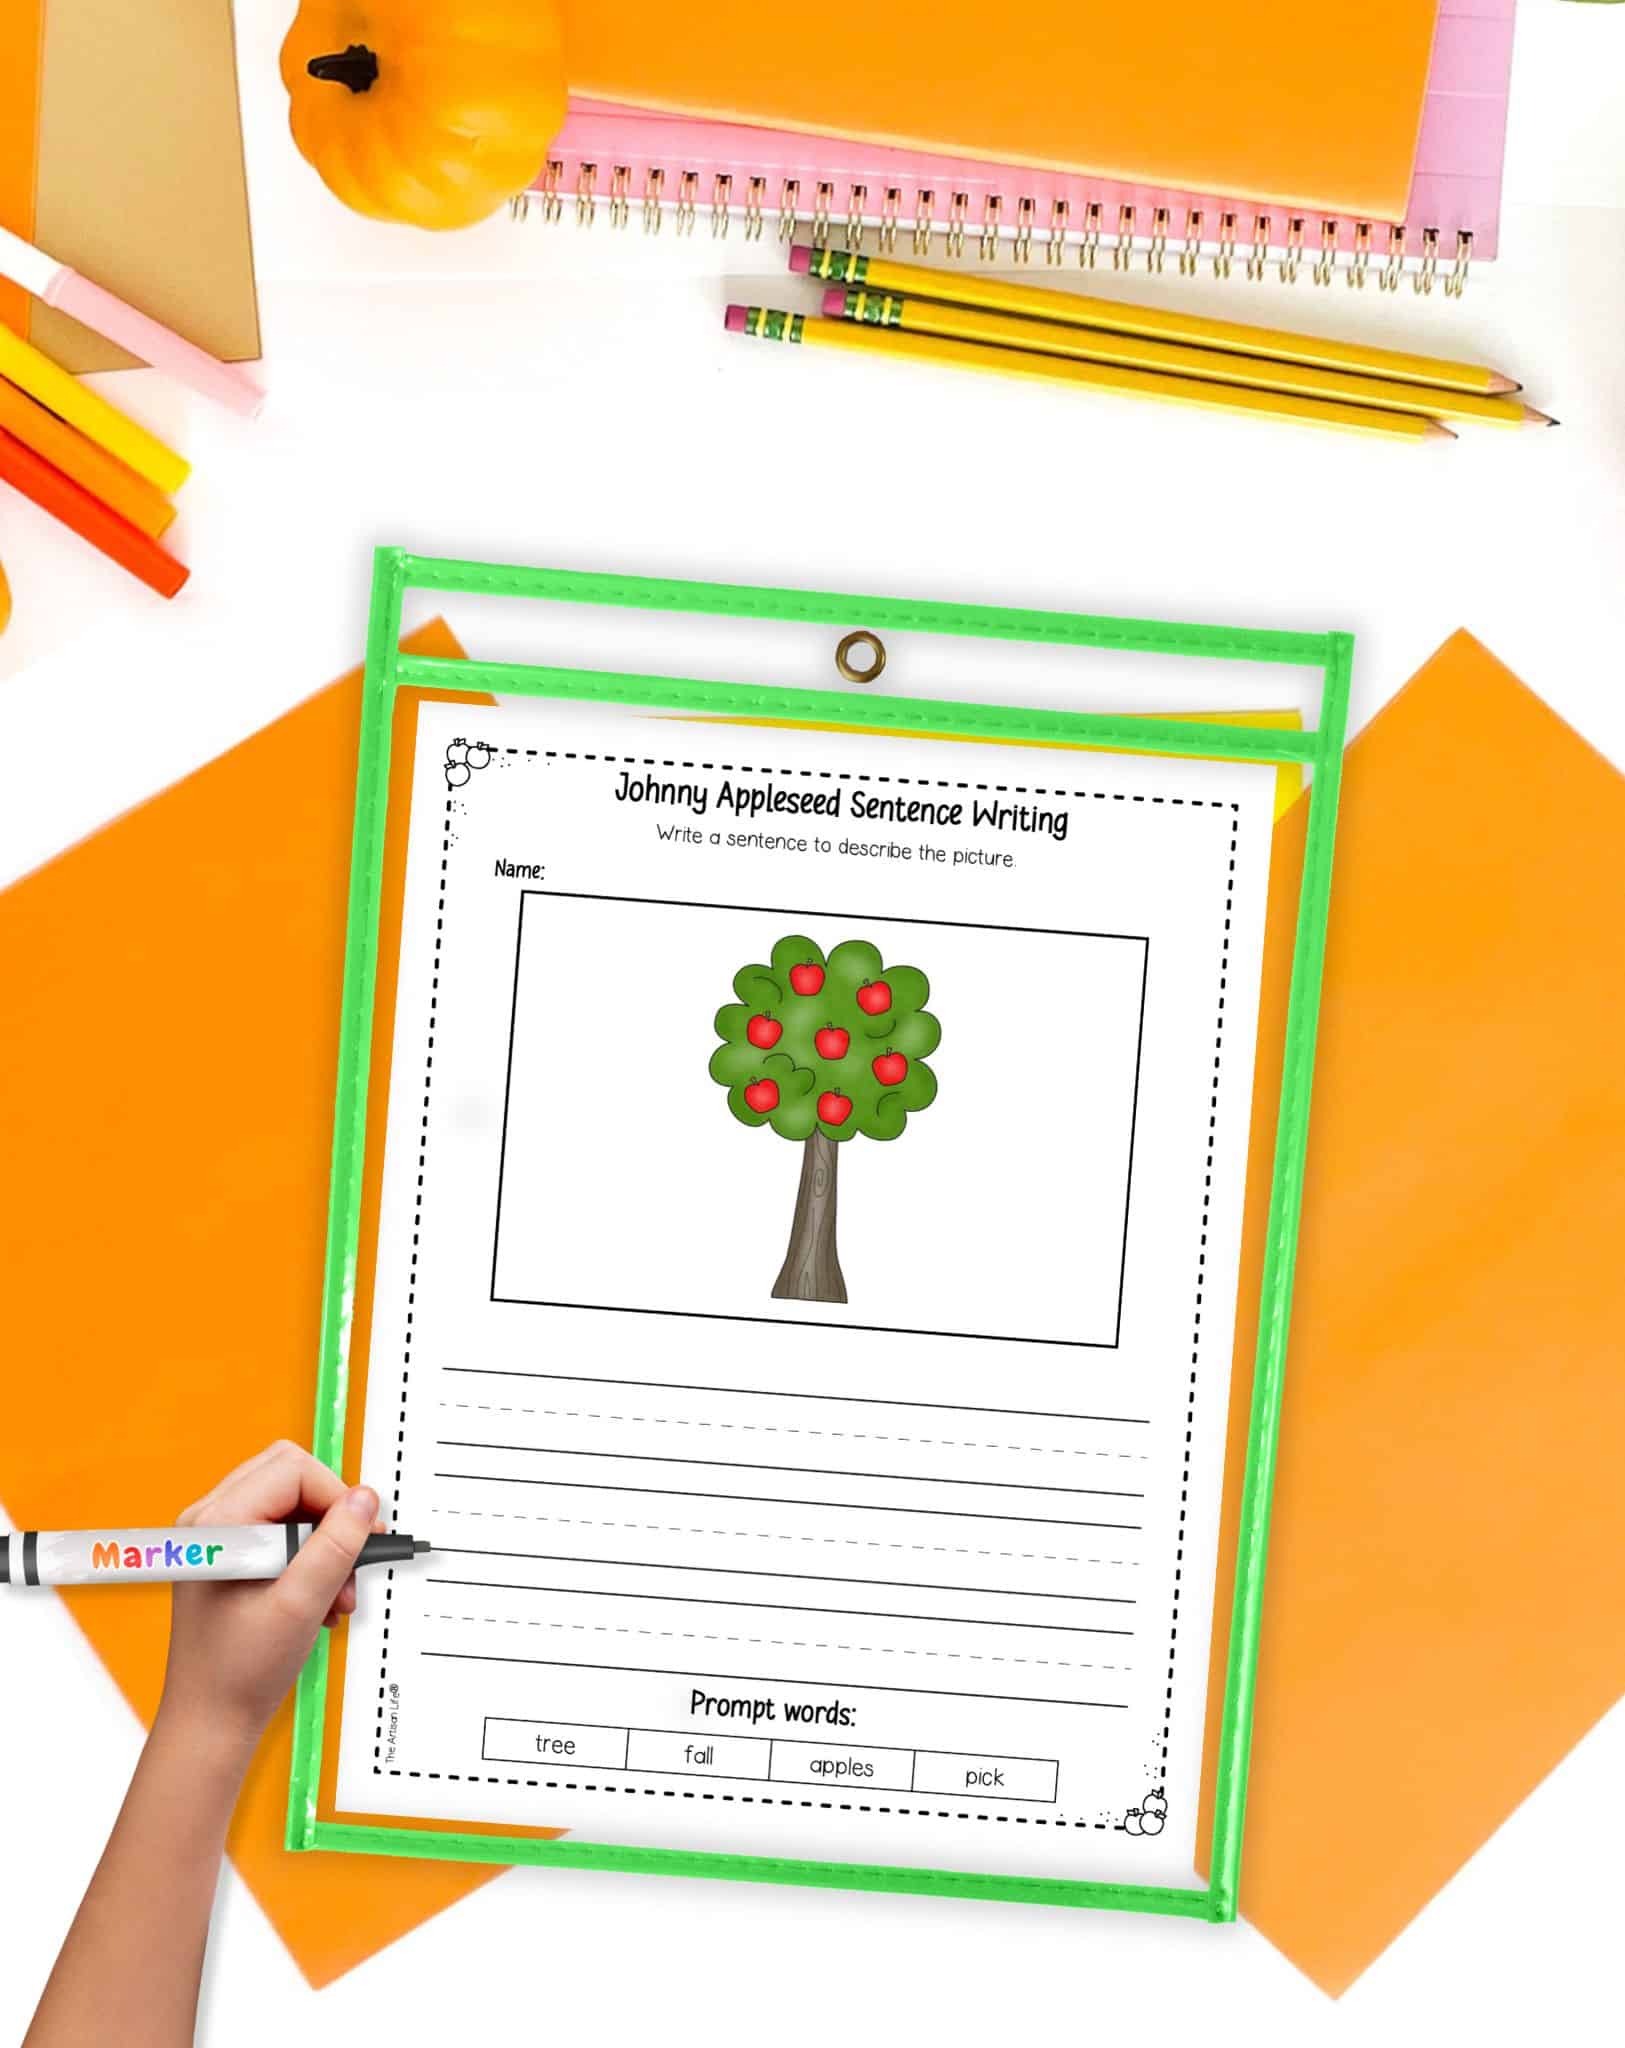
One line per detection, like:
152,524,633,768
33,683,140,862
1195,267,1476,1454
946,192,968,259
1080,200,1102,268
1313,219,1337,287
1415,225,1439,296
879,187,901,253
1046,199,1069,266
509,164,1477,297
1348,220,1371,288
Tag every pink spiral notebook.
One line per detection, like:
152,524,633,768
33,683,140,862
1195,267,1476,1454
521,0,1514,298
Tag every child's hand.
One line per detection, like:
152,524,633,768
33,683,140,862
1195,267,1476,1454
155,1441,383,1755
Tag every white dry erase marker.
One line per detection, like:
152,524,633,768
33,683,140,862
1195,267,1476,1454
0,223,265,420
0,1527,430,1588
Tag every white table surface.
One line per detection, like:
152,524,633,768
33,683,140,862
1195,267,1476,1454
2,4,1622,2039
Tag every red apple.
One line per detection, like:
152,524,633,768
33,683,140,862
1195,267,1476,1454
817,1090,853,1127
872,1051,908,1086
746,1013,782,1049
814,1025,850,1061
743,1077,780,1113
789,961,825,996
856,979,892,1016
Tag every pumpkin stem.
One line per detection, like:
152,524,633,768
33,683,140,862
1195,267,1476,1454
306,44,379,93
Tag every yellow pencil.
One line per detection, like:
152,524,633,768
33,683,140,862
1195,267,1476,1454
0,320,190,497
726,305,1454,444
0,374,178,537
791,245,1518,398
823,287,1552,431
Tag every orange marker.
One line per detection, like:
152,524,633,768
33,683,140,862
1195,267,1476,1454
0,376,177,539
0,424,189,599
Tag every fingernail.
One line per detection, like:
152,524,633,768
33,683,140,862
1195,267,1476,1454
346,1485,379,1518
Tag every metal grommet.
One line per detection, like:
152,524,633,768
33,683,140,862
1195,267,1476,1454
834,629,887,684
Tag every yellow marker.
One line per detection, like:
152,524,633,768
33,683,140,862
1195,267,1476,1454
0,320,190,497
790,244,1520,398
0,375,177,537
829,288,1552,431
727,304,1454,444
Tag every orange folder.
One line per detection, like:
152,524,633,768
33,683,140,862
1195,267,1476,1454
1,624,1619,1989
1199,630,1625,1991
562,0,1441,222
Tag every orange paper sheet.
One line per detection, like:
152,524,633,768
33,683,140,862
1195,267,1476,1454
1200,630,1625,1991
0,623,520,1989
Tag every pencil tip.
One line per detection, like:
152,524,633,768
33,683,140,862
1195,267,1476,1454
1425,420,1458,441
1486,373,1521,395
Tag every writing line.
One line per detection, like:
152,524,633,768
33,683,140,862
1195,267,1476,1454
425,1576,1134,1637
436,1439,1143,1500
443,1365,1149,1427
433,1472,1141,1532
436,1546,1137,1604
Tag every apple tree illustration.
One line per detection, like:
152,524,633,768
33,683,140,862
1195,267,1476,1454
709,935,940,1303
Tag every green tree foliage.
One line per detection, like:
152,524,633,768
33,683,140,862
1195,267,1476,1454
708,934,941,1141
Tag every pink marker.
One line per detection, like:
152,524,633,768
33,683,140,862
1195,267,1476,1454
0,223,263,420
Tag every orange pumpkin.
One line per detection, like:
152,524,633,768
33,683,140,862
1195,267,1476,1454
279,1,567,231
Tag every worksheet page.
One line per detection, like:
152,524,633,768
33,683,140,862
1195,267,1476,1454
333,690,1277,1887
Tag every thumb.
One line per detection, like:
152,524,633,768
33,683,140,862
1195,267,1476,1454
275,1486,379,1631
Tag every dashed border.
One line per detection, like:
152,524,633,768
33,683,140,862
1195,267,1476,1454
1159,803,1238,1772
373,739,1242,1831
499,745,1234,808
373,791,453,1769
384,1766,1113,1829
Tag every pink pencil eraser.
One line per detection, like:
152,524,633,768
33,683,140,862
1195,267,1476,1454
822,287,848,318
724,304,749,333
788,244,812,274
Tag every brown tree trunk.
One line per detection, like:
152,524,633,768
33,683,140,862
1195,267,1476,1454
771,1132,846,1303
